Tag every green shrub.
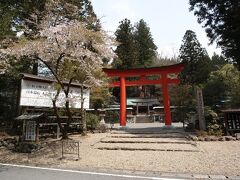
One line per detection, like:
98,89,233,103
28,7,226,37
104,111,119,124
86,113,100,130
205,110,223,136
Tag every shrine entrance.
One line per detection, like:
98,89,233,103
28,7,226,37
103,63,184,127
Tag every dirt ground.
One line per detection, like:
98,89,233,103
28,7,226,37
0,129,240,177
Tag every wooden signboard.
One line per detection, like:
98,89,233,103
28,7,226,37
20,79,90,109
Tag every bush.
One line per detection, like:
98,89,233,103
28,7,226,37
15,142,40,153
104,111,119,124
86,113,100,131
205,110,223,136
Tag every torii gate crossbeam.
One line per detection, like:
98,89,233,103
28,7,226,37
103,63,184,126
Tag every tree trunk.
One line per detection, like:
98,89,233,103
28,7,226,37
64,97,72,137
52,89,68,139
32,60,38,75
81,85,87,132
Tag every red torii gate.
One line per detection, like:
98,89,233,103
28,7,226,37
103,63,184,126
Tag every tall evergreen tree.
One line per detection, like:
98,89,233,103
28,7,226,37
113,18,138,69
134,19,157,67
76,0,100,30
189,0,240,70
0,0,99,41
0,0,46,40
210,53,229,71
179,30,211,85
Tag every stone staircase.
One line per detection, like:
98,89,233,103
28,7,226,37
94,125,199,152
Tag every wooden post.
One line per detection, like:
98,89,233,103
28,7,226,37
22,120,26,141
57,124,60,139
36,121,39,142
136,103,139,115
147,104,150,115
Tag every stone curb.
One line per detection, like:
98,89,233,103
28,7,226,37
188,135,240,142
157,173,239,179
110,168,240,180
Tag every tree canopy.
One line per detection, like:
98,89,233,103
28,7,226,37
179,30,211,85
189,0,240,70
113,18,138,69
113,18,157,69
0,0,46,39
134,19,157,67
203,64,240,109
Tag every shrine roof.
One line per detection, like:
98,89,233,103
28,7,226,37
15,113,44,120
20,73,90,88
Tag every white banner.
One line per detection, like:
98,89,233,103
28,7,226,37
20,79,90,109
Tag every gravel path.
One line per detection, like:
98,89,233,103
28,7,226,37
0,124,239,177
61,133,240,176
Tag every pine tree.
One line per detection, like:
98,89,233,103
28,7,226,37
179,30,211,85
210,53,228,71
189,0,240,70
0,0,99,41
134,19,157,67
0,0,46,40
78,0,100,30
113,18,138,69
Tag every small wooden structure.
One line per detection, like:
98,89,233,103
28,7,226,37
222,109,240,135
15,113,44,142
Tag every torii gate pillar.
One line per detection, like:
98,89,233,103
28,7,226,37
162,73,171,126
120,76,127,126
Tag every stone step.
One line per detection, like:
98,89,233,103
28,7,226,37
109,133,187,139
100,138,194,145
95,143,199,152
97,147,199,152
111,131,186,134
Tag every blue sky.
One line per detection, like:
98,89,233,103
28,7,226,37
91,0,221,58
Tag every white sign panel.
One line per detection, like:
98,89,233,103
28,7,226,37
20,79,90,109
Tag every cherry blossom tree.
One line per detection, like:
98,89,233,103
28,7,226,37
0,0,115,138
